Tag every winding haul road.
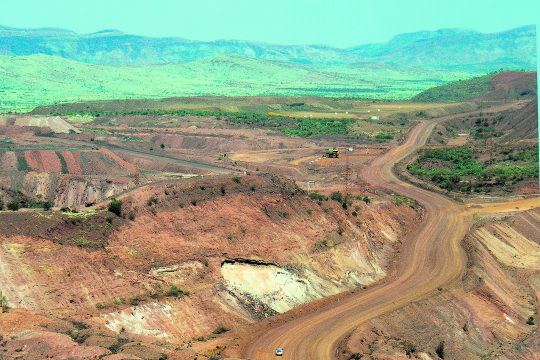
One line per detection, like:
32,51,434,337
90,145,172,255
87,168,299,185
242,118,477,359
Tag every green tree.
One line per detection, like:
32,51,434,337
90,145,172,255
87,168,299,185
7,201,20,211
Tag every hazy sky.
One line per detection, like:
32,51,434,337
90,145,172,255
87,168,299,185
1,0,538,47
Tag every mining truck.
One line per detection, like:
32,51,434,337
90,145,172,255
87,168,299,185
325,148,340,158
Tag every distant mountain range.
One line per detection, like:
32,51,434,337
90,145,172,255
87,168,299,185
0,24,536,71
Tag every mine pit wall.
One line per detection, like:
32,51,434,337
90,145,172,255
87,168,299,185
3,171,133,208
221,254,380,315
98,193,419,343
0,175,421,344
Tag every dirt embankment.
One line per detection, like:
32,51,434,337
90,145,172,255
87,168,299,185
339,208,539,360
0,174,421,358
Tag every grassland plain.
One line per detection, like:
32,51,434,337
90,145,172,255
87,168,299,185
0,54,480,113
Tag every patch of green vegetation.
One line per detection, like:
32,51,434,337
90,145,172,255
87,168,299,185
309,192,328,201
314,239,329,249
82,128,108,134
0,290,9,313
412,73,495,102
212,326,230,334
1,188,53,210
407,145,539,193
17,154,32,171
472,126,503,140
165,285,189,298
60,109,359,137
282,117,357,137
374,131,394,142
7,200,20,211
96,284,190,310
393,195,418,209
107,199,122,217
56,151,69,174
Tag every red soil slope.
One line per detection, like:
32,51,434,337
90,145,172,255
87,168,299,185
24,150,62,173
60,151,82,174
479,71,537,100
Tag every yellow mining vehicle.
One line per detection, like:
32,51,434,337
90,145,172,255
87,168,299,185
324,148,340,158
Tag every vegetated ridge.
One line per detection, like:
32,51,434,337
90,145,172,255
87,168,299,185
412,70,537,102
0,25,535,70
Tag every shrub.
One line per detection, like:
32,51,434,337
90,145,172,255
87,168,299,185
7,201,20,211
165,285,188,297
526,316,535,325
43,200,53,211
0,291,9,313
405,343,417,356
213,326,230,334
108,199,122,217
309,192,328,201
330,191,343,203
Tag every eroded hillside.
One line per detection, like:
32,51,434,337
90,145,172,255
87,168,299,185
0,174,421,359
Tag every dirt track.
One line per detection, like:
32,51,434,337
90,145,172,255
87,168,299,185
241,105,538,359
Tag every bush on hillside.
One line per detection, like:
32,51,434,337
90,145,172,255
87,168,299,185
107,199,123,217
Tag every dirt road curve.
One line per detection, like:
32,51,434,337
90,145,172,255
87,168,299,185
242,111,538,359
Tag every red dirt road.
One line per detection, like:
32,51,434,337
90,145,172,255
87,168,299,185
241,113,535,359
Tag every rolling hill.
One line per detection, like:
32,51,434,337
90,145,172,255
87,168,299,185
0,54,478,113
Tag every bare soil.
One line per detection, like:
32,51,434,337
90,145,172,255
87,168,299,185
0,98,537,359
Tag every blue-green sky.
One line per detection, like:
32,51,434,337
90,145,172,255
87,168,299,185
1,0,537,47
